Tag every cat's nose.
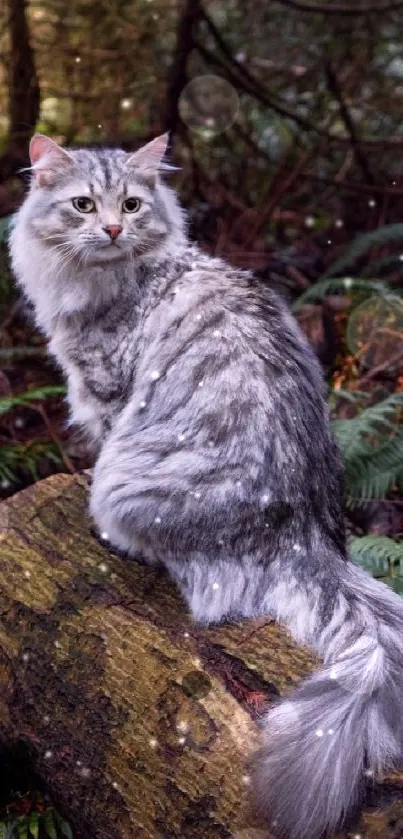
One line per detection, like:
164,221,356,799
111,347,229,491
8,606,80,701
103,224,122,241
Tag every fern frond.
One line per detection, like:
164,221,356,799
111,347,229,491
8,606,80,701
0,386,66,416
344,431,403,504
292,277,386,311
350,535,403,591
0,442,62,484
332,393,403,462
322,223,403,279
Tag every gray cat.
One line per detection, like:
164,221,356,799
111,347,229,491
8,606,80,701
10,133,403,839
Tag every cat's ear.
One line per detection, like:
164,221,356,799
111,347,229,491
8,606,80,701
29,134,74,186
126,133,170,178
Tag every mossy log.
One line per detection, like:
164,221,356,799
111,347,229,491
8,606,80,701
0,473,403,839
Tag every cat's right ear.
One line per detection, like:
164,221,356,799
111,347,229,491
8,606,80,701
29,134,74,186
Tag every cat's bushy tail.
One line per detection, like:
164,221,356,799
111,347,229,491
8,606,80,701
252,558,403,839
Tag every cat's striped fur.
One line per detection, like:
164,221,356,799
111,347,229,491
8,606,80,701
10,133,403,839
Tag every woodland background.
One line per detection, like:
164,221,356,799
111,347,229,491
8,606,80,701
1,1,403,836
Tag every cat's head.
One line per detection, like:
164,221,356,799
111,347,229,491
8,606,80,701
22,133,185,264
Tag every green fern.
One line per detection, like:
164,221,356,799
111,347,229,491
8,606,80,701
0,386,66,416
0,808,72,839
292,276,387,311
0,443,62,485
321,222,403,279
332,394,403,505
350,535,403,594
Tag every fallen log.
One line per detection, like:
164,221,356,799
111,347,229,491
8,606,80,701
0,473,402,838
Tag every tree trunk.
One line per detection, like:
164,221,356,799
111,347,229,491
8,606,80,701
164,0,202,136
1,0,40,180
0,473,402,838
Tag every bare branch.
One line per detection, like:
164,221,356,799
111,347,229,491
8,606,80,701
274,0,403,15
324,59,374,185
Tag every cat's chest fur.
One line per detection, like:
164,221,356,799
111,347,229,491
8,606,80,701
51,298,140,445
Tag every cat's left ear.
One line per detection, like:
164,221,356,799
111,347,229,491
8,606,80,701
126,134,170,179
29,134,74,187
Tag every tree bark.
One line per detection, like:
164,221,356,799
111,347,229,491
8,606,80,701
1,0,40,181
0,473,402,838
164,0,203,136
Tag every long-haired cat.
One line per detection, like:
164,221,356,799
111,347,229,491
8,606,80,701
10,133,403,839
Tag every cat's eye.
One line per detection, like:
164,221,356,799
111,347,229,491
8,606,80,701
122,198,141,213
72,197,96,213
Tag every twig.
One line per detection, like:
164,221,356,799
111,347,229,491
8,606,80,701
30,403,76,474
197,18,403,152
274,0,403,14
357,348,403,385
243,150,311,248
324,60,374,185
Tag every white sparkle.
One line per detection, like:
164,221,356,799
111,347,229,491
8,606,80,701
151,370,160,381
261,494,270,504
178,736,186,745
213,330,221,338
399,255,403,262
1,479,11,489
191,262,198,269
196,314,202,320
305,216,315,228
97,124,102,129
121,97,133,110
44,750,53,759
139,400,146,409
75,56,81,63
98,562,108,573
177,720,189,733
293,543,302,552
335,219,344,228
343,277,353,289
368,199,376,208
352,834,362,839
76,760,82,766
328,728,334,735
22,653,29,663
14,417,25,429
208,440,214,448
193,657,201,667
54,640,61,649
81,766,91,778
184,632,190,638
329,669,337,680
24,570,31,578
154,516,161,524
393,180,396,185
364,768,374,777
112,781,118,789
178,432,186,442
100,531,109,541
194,491,201,499
149,737,158,748
212,582,220,590
43,715,50,724
242,774,251,785
198,380,204,387
315,728,324,737
217,538,224,546
327,239,332,245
